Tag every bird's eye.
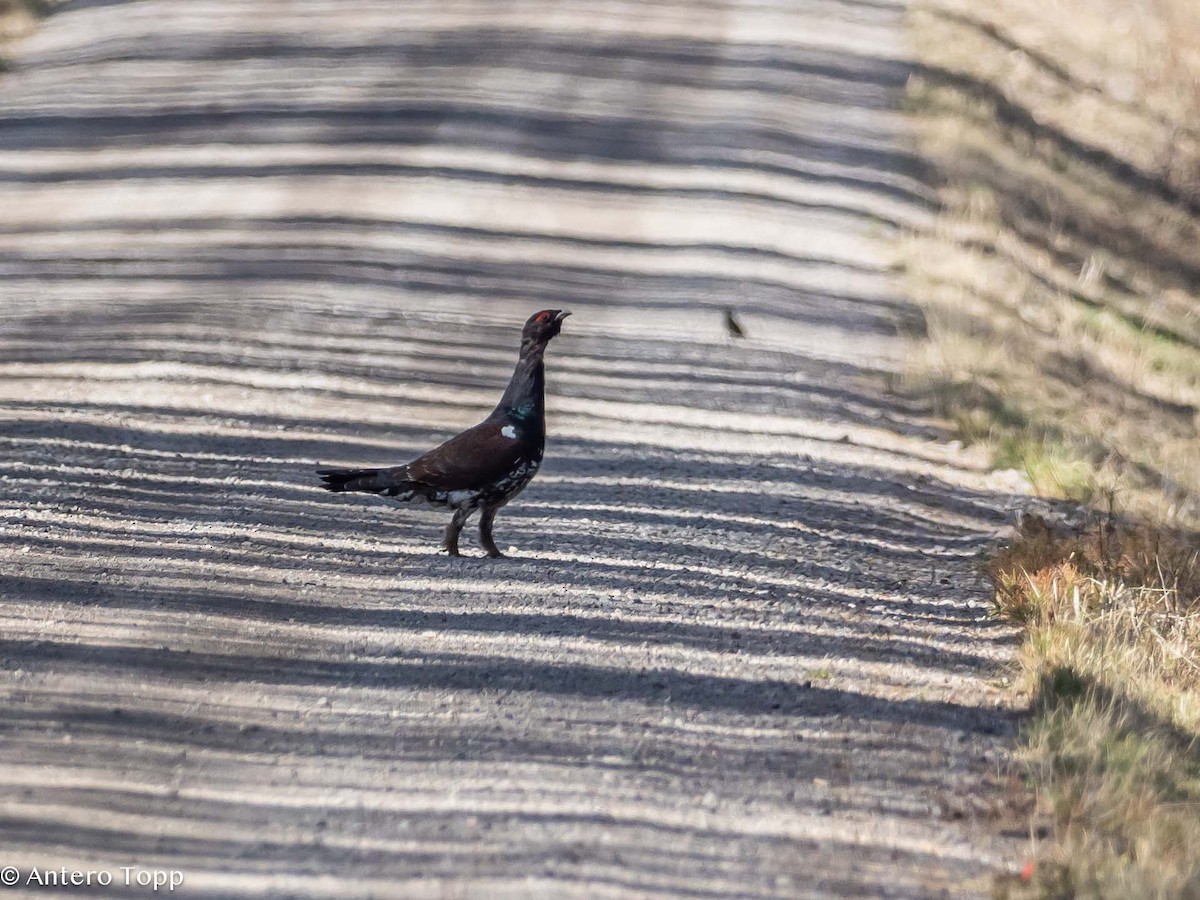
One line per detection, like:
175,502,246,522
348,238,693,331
537,312,551,322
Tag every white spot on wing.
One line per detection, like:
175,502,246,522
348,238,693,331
501,425,517,439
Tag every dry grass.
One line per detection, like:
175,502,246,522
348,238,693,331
905,0,1200,894
905,0,1200,521
989,517,1200,706
990,517,1200,897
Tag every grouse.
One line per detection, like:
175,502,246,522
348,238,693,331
317,309,570,558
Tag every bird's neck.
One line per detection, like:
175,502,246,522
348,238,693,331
491,343,545,435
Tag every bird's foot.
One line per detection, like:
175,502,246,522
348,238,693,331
485,549,506,559
443,546,462,557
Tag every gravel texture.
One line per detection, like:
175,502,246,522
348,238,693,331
0,1,1026,896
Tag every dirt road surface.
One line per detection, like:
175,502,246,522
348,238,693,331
0,1,1025,897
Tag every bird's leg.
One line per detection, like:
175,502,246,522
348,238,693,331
478,506,504,559
443,507,470,556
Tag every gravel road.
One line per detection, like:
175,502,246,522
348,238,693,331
0,1,1025,896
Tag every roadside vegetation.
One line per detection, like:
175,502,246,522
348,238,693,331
904,0,1200,894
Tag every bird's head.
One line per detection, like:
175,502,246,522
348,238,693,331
521,309,571,349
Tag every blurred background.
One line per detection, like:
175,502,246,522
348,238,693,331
0,0,926,365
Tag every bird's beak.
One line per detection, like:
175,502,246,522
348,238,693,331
555,310,572,322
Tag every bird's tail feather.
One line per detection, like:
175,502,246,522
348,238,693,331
317,467,402,494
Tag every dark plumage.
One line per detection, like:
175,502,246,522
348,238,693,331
723,307,747,339
317,309,570,558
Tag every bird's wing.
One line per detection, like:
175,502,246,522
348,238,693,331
404,421,534,491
